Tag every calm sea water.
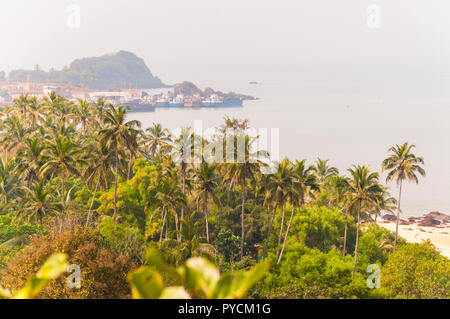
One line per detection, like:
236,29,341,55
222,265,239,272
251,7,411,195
128,70,450,217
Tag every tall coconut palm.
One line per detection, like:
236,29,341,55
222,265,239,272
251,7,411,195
0,156,22,206
39,135,84,226
178,212,216,261
125,129,141,180
0,116,30,152
72,99,94,134
382,142,425,250
328,175,350,254
173,127,194,239
347,165,382,279
371,186,397,223
262,158,294,258
261,175,280,260
12,94,30,121
152,178,185,242
43,92,73,125
313,158,339,184
277,180,299,264
21,180,61,235
145,123,171,158
93,98,108,126
14,137,45,186
277,159,319,263
193,162,220,243
83,142,114,227
223,134,267,258
99,105,140,222
27,96,43,129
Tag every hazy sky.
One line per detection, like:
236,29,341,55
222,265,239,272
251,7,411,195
0,1,449,214
1,0,450,85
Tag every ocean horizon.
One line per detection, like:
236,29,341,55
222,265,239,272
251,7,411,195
128,69,450,218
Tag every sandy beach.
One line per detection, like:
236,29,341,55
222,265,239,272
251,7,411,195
377,221,450,258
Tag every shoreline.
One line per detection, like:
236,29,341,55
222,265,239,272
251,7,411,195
377,221,450,258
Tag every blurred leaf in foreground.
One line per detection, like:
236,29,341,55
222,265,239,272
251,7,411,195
0,253,68,299
128,248,269,299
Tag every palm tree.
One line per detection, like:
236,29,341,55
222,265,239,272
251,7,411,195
48,122,77,142
223,134,267,258
173,127,194,239
313,158,339,183
99,105,141,222
126,129,141,180
83,142,114,227
178,212,216,261
13,94,30,121
0,156,22,206
193,162,220,243
21,180,61,235
152,178,185,242
262,158,293,259
382,142,425,250
328,175,350,254
72,99,94,133
159,212,217,266
27,96,43,129
56,97,74,125
39,114,56,137
347,165,382,279
43,92,73,125
40,135,84,227
0,116,29,152
277,159,319,263
371,186,397,223
145,123,171,158
277,181,299,264
14,137,45,186
261,176,279,260
93,98,108,126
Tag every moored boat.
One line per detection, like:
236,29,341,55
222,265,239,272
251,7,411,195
117,100,155,112
169,95,185,107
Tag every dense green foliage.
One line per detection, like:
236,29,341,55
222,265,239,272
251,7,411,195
258,245,373,299
0,93,446,299
381,241,449,298
256,207,397,299
278,205,355,252
99,217,146,265
0,215,44,244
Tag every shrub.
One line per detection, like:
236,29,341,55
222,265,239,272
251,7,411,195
214,229,240,263
358,223,397,265
98,217,146,265
0,228,135,299
381,241,449,299
274,206,356,253
257,243,375,299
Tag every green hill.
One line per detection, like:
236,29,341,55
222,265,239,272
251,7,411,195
7,51,169,90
